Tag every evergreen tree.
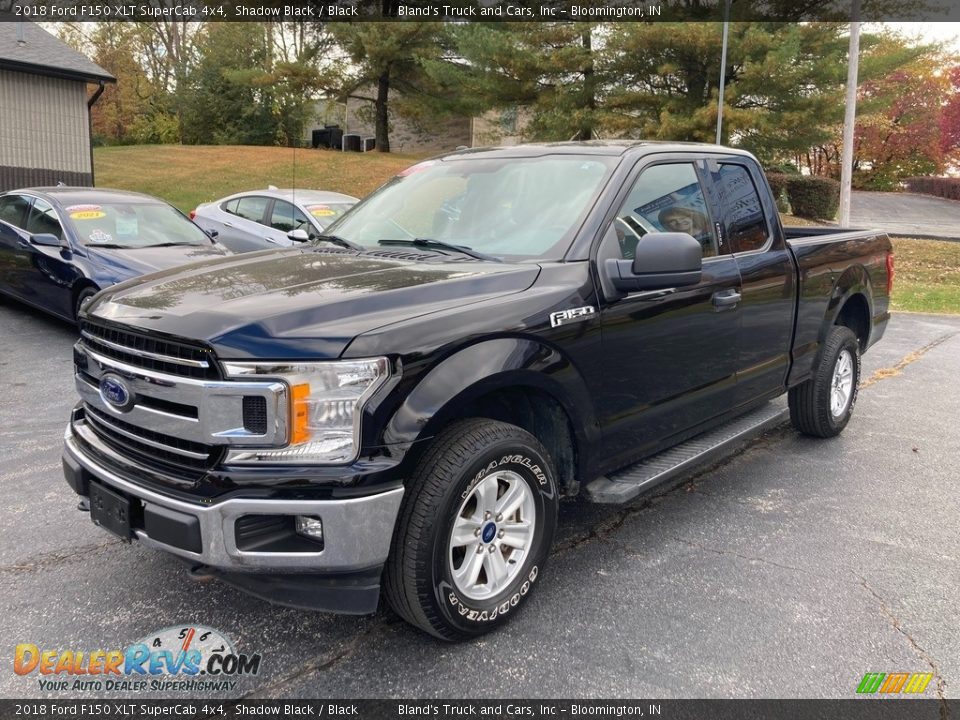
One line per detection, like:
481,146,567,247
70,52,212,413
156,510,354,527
436,22,607,142
326,22,447,152
181,23,278,145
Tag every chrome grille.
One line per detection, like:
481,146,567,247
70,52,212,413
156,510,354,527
80,320,220,380
84,406,222,478
73,320,289,486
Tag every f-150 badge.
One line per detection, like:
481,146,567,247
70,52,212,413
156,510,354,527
550,306,596,328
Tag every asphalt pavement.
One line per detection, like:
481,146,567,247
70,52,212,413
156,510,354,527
0,297,957,700
851,190,960,240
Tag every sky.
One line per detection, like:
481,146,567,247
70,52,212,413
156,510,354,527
881,22,960,51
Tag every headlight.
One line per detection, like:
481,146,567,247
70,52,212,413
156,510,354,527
223,358,389,464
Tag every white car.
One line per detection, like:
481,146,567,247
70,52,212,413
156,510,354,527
191,187,358,253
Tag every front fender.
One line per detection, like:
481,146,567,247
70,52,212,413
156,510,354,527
382,336,600,471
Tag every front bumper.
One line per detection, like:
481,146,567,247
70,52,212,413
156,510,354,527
63,425,404,613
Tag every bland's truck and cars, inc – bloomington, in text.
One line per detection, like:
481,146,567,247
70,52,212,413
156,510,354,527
63,142,893,639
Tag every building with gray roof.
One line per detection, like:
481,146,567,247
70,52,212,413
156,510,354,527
0,21,115,191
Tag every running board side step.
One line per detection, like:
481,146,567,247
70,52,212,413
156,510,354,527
583,399,790,505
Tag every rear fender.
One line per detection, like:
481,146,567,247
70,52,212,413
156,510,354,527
822,265,873,345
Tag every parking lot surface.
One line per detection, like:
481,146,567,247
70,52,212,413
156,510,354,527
852,190,960,240
1,298,957,700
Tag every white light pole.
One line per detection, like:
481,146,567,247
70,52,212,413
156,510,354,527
716,0,731,145
839,2,861,226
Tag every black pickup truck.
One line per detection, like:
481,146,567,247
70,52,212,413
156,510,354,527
63,142,892,640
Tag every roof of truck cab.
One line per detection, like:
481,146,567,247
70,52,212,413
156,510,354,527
439,141,757,160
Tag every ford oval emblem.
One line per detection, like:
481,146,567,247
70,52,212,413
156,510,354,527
99,373,135,412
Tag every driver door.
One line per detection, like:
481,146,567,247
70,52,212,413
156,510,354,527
598,159,743,468
22,196,79,318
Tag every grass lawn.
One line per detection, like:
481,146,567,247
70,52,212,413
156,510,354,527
889,238,960,314
94,145,422,214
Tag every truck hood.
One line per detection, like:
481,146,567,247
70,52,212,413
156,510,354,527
89,248,540,359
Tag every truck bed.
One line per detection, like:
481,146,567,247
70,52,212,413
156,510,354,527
783,226,892,387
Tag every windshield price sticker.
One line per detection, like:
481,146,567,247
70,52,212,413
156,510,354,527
66,205,106,221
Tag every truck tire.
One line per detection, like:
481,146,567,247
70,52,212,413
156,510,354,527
384,418,559,641
789,325,860,438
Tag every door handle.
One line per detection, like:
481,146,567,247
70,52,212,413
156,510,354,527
223,222,234,228
712,289,741,309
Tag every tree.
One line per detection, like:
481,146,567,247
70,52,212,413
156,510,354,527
326,22,447,152
180,23,278,145
939,65,960,166
803,32,946,184
55,23,175,144
435,22,607,142
132,21,203,132
853,54,950,188
604,22,857,163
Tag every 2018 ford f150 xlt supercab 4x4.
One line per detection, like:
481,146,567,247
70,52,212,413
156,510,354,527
63,142,892,640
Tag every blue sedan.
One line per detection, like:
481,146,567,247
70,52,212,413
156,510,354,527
0,187,232,324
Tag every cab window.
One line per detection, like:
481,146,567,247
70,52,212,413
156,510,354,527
715,163,769,253
25,198,64,241
613,163,717,260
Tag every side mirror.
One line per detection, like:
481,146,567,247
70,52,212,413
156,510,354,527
30,233,62,248
205,228,219,239
287,228,310,243
605,232,703,293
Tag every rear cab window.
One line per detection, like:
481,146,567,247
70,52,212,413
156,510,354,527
714,163,771,253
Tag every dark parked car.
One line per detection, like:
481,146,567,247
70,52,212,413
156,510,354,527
191,188,358,253
0,187,232,323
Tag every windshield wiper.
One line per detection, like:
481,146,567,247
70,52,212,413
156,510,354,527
142,242,199,248
314,234,363,251
377,238,502,263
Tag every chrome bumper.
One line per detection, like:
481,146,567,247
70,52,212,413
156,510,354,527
64,426,403,573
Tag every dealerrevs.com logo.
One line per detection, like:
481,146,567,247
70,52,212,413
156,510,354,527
14,625,261,693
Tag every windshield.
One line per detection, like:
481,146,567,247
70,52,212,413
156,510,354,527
65,202,211,248
326,155,617,261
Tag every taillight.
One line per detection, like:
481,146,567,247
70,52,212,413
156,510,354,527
189,210,196,220
886,251,895,295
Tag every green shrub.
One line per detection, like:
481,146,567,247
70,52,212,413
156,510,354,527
785,176,840,220
765,172,791,213
764,162,801,176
